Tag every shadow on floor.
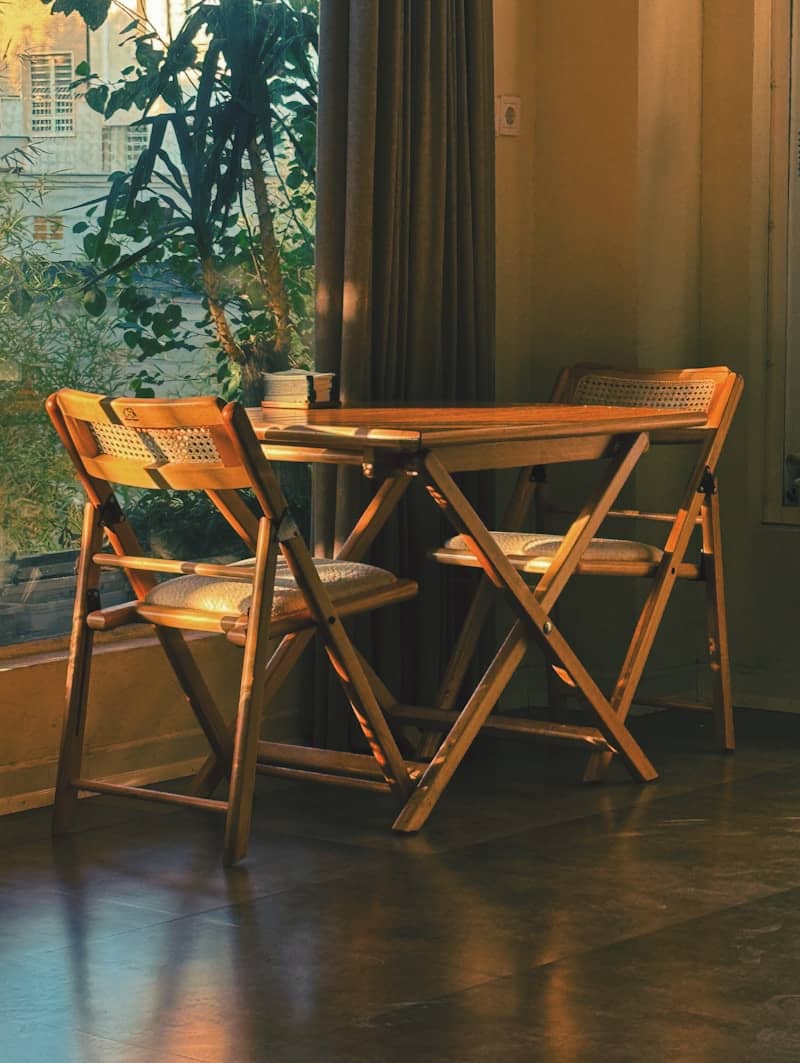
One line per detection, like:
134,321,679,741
2,708,800,1062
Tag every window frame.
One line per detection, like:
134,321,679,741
32,215,64,242
764,0,800,523
25,51,75,138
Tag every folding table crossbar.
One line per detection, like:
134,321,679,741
250,402,709,832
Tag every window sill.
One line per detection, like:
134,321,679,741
0,624,211,670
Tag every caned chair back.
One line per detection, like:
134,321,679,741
47,390,253,492
45,389,295,567
551,365,739,439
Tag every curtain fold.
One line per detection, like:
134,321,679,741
312,0,495,745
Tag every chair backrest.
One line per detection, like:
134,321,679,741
47,390,254,492
46,389,291,566
551,365,741,436
543,365,743,534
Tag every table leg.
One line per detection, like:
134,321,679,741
392,443,658,828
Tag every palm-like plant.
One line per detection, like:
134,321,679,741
45,0,318,404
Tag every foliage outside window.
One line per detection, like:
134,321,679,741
0,0,317,647
69,0,318,404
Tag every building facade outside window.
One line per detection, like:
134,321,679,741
32,215,64,242
27,53,74,136
125,125,150,168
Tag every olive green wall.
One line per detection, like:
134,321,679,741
494,0,799,712
700,0,800,712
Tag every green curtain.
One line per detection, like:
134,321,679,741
312,0,496,745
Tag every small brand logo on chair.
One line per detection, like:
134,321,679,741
122,407,139,421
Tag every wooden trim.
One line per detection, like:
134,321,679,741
387,704,613,749
257,741,426,781
255,765,392,793
0,755,206,817
223,515,279,865
535,433,649,612
93,555,258,579
52,502,103,833
75,777,228,812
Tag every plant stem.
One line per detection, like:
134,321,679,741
248,139,292,369
200,253,242,363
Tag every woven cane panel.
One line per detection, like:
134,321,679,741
442,531,663,564
90,422,222,464
572,375,715,413
145,558,398,617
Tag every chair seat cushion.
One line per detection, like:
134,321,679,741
144,558,399,617
441,531,663,564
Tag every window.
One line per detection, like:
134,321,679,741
28,53,74,136
101,125,150,172
32,216,64,242
1,1,318,650
101,127,111,171
125,125,150,168
766,0,800,522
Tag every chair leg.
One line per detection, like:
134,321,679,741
191,629,314,798
415,577,495,758
223,518,279,866
222,651,268,866
419,465,540,758
53,503,103,835
702,492,734,751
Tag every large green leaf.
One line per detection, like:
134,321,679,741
44,0,112,30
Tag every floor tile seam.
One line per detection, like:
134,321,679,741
9,904,236,968
334,888,798,985
237,785,784,883
324,887,800,1029
274,967,522,1040
1,757,796,874
245,824,462,861
72,1025,210,1062
188,884,317,922
0,879,233,918
328,935,514,983
428,768,800,859
511,879,800,977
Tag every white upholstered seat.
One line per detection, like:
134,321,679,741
145,558,399,617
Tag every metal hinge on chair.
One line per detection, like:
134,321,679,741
277,510,301,542
85,588,101,612
531,464,547,484
96,495,125,528
698,467,717,496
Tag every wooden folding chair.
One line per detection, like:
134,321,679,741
46,389,419,864
430,365,743,779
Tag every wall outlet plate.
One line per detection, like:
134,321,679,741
498,95,522,137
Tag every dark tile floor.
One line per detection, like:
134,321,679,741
4,709,800,1062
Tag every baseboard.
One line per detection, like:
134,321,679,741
0,753,206,816
0,629,307,817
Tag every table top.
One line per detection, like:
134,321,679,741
248,403,706,453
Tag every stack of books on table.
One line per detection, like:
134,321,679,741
260,369,339,409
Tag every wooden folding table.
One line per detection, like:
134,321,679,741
248,403,706,832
